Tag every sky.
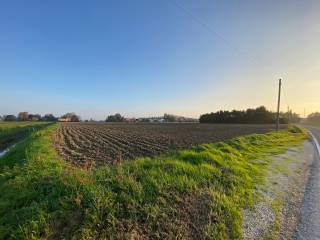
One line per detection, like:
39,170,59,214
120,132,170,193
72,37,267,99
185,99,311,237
1,0,320,120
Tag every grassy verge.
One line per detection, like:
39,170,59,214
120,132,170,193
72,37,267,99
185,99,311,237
0,124,308,239
0,122,51,150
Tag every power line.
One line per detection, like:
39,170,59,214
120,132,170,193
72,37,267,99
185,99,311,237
166,0,258,65
280,78,297,116
276,78,282,131
168,0,233,49
281,77,290,111
167,0,297,118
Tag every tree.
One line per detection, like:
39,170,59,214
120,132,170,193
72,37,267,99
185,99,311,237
42,114,57,122
106,113,124,122
4,115,17,121
307,112,320,123
71,115,80,122
199,106,284,124
284,110,300,123
164,114,176,122
18,112,29,121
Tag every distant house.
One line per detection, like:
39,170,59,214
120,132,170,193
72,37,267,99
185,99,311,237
123,118,136,123
28,114,41,121
136,116,165,123
149,117,165,123
59,113,80,122
58,117,72,122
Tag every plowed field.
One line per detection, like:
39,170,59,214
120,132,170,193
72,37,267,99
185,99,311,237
55,123,282,167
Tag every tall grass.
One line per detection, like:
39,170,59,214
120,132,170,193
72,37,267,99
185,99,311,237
0,122,50,150
0,124,308,239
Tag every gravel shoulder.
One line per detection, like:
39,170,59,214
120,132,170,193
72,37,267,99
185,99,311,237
243,139,315,240
295,126,320,240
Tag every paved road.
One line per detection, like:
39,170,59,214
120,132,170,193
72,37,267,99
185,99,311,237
296,126,320,240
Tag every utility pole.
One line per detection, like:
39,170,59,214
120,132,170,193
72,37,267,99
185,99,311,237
276,78,282,131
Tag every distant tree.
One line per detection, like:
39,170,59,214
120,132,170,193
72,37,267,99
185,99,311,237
71,115,80,122
4,115,17,121
42,114,57,122
283,110,300,123
164,114,176,122
18,112,29,121
0,115,3,121
106,113,124,122
248,106,274,124
199,106,288,124
61,113,74,119
307,112,320,123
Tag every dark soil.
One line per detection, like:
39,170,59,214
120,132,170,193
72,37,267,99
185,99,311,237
55,123,283,167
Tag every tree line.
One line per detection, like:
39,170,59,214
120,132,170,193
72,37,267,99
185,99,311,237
0,112,80,122
105,113,198,123
199,106,300,124
306,112,320,124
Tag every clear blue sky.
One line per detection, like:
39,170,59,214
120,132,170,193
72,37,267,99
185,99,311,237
1,0,319,119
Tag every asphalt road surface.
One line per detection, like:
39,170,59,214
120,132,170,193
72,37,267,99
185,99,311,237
296,126,320,240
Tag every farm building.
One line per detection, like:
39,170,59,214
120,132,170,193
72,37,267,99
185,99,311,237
58,117,72,122
137,116,165,123
59,113,80,122
28,114,41,121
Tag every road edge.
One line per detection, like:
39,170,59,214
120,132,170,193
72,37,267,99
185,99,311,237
309,132,320,156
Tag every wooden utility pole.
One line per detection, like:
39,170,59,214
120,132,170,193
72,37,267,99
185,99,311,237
276,79,282,131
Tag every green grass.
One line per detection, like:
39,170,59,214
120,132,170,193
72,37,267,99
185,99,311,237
0,122,51,150
0,124,308,239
